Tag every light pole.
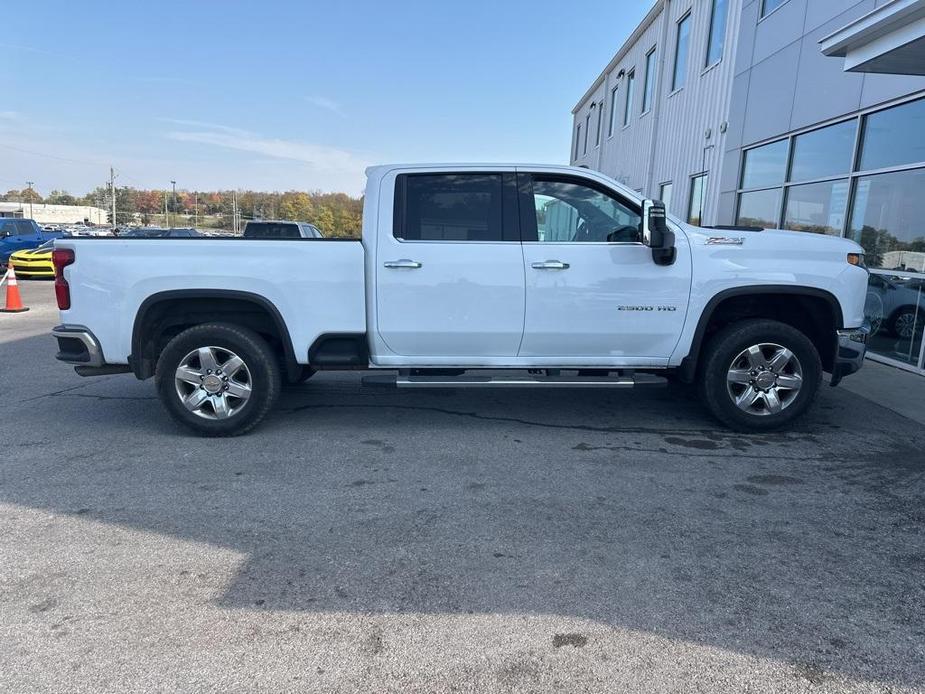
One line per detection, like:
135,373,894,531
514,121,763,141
170,180,176,229
25,180,34,219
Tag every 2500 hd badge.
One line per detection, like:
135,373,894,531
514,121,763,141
618,305,678,312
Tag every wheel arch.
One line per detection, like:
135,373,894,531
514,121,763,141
678,285,843,382
130,289,298,381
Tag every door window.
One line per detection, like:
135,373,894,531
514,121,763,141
528,177,641,243
395,174,506,241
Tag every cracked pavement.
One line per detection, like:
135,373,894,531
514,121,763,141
1,281,924,693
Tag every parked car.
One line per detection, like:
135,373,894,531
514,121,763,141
8,239,58,278
865,273,925,339
51,163,870,436
0,218,64,265
119,227,202,238
243,220,323,239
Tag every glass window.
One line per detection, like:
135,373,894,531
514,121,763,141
642,49,657,113
574,124,581,159
848,168,925,270
595,102,603,146
672,14,691,91
863,271,924,366
531,178,641,243
741,139,788,189
583,114,590,154
608,86,619,136
761,0,788,17
859,97,925,172
397,174,504,242
623,70,635,126
659,182,673,213
789,120,856,182
706,0,728,66
688,173,708,226
782,180,849,236
737,188,780,228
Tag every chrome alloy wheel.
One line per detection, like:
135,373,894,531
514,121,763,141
726,343,803,416
895,311,917,339
174,346,252,420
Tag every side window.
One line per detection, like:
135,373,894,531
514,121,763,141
395,173,505,241
530,177,642,243
14,220,35,236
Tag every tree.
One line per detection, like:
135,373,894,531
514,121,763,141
46,190,77,205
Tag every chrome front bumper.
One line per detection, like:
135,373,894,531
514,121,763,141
830,322,871,387
52,324,104,367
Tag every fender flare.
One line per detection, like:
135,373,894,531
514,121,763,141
130,289,298,380
677,285,843,382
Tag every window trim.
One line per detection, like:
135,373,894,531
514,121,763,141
608,85,619,137
575,123,582,160
516,172,644,245
392,171,520,244
623,69,636,127
704,0,728,69
583,113,590,154
687,172,709,225
641,47,657,115
758,0,792,21
595,101,603,147
672,11,692,93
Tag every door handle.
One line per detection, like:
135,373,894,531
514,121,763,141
383,259,422,269
531,260,570,270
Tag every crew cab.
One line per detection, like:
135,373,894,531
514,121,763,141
50,164,870,436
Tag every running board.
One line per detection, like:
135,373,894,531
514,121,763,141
387,374,667,389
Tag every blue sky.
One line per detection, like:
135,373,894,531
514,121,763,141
2,0,652,195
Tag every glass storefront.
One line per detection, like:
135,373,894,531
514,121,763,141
735,95,925,374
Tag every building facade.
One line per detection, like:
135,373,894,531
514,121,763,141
571,0,925,374
0,202,108,225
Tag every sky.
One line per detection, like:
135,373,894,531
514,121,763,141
1,0,653,197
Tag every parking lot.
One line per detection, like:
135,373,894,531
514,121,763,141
1,280,923,693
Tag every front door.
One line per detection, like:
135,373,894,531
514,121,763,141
517,172,690,363
375,171,525,359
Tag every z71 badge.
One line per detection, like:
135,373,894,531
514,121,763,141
618,305,677,312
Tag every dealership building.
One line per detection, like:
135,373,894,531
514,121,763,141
571,0,925,374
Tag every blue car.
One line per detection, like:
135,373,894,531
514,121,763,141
0,218,65,265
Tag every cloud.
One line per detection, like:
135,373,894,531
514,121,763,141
0,111,19,120
163,121,369,179
304,96,345,117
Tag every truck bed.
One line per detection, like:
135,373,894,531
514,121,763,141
55,237,367,365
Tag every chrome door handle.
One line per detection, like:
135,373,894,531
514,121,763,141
531,260,570,270
383,259,422,269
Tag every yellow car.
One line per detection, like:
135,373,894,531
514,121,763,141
8,240,56,278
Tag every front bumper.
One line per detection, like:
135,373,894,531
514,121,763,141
52,324,105,367
830,322,870,387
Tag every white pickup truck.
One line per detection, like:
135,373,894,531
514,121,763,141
51,164,870,436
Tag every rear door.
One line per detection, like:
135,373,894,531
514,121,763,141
375,171,525,358
517,172,690,362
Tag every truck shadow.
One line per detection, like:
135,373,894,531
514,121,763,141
3,333,925,687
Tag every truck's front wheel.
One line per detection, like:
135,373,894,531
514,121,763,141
155,322,281,437
698,319,822,432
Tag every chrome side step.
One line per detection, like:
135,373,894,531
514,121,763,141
389,373,666,389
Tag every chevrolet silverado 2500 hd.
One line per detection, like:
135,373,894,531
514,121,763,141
50,164,870,436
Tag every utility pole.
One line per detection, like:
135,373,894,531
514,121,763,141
232,190,238,234
25,181,34,219
170,180,176,229
109,167,117,230
164,189,169,229
194,192,198,229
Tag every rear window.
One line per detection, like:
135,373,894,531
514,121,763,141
244,222,301,239
395,174,505,241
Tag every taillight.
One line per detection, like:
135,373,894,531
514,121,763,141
52,248,75,310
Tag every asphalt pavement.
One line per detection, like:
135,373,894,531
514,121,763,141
1,280,923,693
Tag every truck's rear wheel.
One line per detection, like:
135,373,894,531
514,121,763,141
155,322,281,436
698,319,821,432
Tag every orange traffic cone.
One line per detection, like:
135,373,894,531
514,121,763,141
0,265,29,313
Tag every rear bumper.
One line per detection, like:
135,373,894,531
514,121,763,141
830,322,870,387
52,324,105,367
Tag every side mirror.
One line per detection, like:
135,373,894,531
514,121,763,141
642,199,676,266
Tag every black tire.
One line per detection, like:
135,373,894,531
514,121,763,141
698,319,822,432
286,365,316,385
155,322,281,437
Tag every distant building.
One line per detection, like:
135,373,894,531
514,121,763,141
0,202,108,225
571,0,925,375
